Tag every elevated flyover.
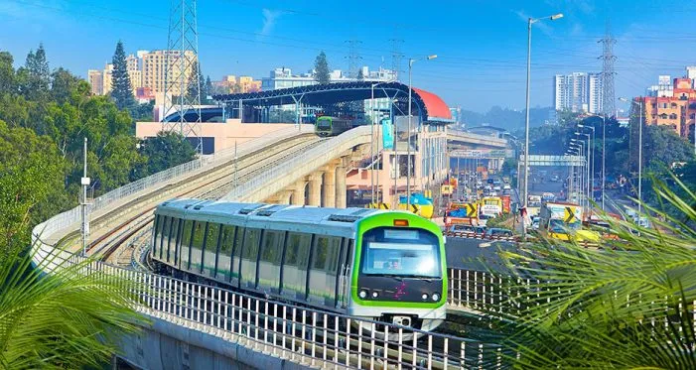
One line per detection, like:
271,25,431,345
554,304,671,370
447,129,507,148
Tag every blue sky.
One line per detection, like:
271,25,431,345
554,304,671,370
2,0,696,112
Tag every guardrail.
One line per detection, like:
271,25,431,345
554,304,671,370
224,125,372,202
31,126,305,260
32,241,508,369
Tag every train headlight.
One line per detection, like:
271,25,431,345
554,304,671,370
359,290,368,299
372,291,379,298
422,293,429,301
432,293,440,302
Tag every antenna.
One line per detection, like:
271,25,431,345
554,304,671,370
598,21,616,117
163,0,202,153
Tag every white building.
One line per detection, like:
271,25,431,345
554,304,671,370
261,66,398,114
553,72,603,114
646,75,674,97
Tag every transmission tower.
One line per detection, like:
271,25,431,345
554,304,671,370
599,21,616,117
390,38,403,82
345,39,362,78
163,0,202,153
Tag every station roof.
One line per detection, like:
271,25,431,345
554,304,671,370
212,81,453,123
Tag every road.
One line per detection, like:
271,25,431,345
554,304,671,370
445,236,517,272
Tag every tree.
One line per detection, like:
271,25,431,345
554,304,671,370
20,44,50,100
485,178,696,368
186,61,203,102
50,67,82,104
314,51,330,84
0,51,16,95
204,76,214,103
110,41,135,110
139,131,196,174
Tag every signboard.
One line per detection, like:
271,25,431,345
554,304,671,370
441,185,453,195
381,119,394,150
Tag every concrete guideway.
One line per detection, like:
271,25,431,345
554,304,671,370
30,124,516,369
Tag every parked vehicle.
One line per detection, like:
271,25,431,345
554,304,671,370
484,228,514,237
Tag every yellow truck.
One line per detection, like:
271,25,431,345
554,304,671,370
539,202,600,242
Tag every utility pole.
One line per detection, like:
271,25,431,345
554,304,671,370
81,138,90,257
346,39,362,78
163,0,202,153
599,21,617,118
390,38,403,82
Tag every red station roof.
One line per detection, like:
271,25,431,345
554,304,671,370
413,87,453,121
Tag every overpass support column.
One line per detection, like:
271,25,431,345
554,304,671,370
308,173,323,206
272,190,292,205
336,159,347,209
291,178,307,206
323,163,337,208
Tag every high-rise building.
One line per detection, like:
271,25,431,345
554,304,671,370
141,50,197,99
88,69,103,96
126,54,142,92
639,76,696,138
103,63,114,95
553,72,603,114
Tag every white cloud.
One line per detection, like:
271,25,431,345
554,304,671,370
259,8,282,38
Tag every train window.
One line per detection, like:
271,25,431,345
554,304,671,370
159,216,171,261
179,219,194,270
309,236,342,305
167,218,180,264
189,221,207,273
203,223,220,278
240,228,261,289
336,239,354,308
216,225,236,281
231,226,245,287
360,227,441,278
281,232,311,299
258,230,284,292
152,215,160,258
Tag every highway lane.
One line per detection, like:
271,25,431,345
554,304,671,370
445,236,517,272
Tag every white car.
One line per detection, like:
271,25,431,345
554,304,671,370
493,185,502,191
503,184,511,190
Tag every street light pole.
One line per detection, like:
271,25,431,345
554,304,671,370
406,55,437,209
578,124,596,208
523,13,563,230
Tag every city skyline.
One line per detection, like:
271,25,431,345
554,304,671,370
3,0,696,112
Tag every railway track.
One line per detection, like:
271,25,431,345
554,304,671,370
59,134,321,264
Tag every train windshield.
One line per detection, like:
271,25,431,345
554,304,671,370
317,118,331,128
360,227,441,278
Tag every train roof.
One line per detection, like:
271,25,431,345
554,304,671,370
156,199,390,237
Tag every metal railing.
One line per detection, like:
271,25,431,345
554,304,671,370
31,240,507,369
31,127,305,257
224,125,372,201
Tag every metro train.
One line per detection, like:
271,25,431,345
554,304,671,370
151,200,447,333
314,116,354,137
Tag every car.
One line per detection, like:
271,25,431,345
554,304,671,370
448,224,476,234
531,216,540,230
487,179,495,184
503,184,511,190
493,185,502,191
474,226,487,234
485,228,514,237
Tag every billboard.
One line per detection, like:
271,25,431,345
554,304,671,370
381,119,394,150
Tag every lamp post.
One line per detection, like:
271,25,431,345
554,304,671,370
574,132,591,211
570,140,585,208
578,123,597,208
370,82,384,204
523,13,563,231
407,54,437,209
619,97,643,215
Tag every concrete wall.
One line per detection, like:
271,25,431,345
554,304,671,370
135,119,311,152
117,317,313,370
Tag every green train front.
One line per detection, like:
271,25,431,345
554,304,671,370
350,212,447,331
150,201,447,333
